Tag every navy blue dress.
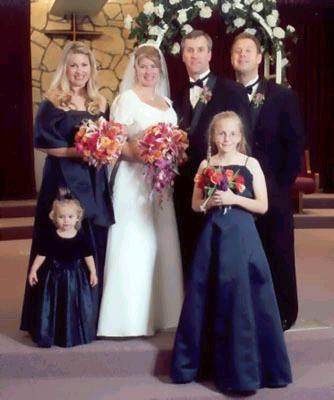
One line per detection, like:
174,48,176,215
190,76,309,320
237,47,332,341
30,230,96,347
21,100,114,335
171,165,292,393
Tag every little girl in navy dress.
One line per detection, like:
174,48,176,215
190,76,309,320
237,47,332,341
27,189,97,348
171,111,292,394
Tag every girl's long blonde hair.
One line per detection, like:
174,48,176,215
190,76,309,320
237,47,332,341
207,111,248,158
45,41,103,114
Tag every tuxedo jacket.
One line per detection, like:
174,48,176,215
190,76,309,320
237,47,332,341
250,78,304,190
173,73,250,180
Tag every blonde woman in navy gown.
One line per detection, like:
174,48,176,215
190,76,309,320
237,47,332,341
20,42,114,340
171,111,292,394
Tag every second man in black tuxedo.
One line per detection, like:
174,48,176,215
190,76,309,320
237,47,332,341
173,30,250,276
231,33,304,330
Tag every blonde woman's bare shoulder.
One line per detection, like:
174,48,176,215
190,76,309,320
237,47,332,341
99,94,108,112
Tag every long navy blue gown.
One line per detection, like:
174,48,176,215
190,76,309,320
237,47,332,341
171,165,292,393
20,100,114,341
30,230,96,347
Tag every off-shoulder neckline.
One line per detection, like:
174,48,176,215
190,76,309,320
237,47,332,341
43,99,106,115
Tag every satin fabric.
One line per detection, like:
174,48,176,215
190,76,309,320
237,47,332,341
171,165,292,392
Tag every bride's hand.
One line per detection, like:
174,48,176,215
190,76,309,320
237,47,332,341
121,139,142,162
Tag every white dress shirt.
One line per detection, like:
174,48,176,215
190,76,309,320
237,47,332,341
189,70,211,108
244,75,260,102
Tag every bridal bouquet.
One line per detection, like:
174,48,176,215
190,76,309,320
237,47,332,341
138,122,188,200
195,165,245,212
75,117,127,168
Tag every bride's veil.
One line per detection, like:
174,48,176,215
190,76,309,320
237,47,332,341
119,43,170,98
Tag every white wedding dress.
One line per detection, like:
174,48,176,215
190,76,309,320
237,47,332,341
97,90,184,336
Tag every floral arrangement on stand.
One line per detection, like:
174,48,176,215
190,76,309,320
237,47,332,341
195,165,245,212
124,0,296,80
138,122,188,202
75,117,127,168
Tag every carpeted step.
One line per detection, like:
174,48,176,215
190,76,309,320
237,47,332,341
1,327,334,380
0,217,34,240
1,330,334,400
294,209,334,229
303,193,334,209
0,200,36,218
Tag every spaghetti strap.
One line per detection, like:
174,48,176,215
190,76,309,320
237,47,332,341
244,156,249,167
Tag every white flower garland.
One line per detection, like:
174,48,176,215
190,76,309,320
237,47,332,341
125,0,296,77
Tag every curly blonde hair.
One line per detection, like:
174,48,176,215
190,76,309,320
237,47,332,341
49,188,84,230
45,41,103,114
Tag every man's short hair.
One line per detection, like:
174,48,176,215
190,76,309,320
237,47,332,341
181,30,213,52
231,32,262,54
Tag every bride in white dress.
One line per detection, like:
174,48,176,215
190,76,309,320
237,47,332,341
97,44,184,337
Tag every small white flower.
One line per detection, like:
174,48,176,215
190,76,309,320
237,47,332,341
200,6,212,18
222,2,231,13
182,24,193,34
124,14,133,30
149,25,162,36
244,28,257,35
233,17,246,28
210,0,218,4
177,9,188,24
170,0,181,4
273,26,285,39
154,4,165,18
143,1,154,15
252,3,263,12
171,42,180,55
244,0,254,5
286,24,295,33
282,57,289,68
266,14,278,27
272,9,279,18
195,1,205,8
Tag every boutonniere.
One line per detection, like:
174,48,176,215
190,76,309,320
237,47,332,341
251,92,265,108
199,85,212,104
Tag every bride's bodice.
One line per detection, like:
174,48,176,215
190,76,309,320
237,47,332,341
110,89,177,139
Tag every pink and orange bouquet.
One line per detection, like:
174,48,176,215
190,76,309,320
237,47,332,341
138,122,188,199
195,165,245,212
75,117,127,168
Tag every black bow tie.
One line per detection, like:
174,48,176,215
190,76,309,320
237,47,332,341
189,73,210,89
245,77,260,94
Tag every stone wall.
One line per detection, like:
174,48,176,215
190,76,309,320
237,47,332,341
30,0,143,188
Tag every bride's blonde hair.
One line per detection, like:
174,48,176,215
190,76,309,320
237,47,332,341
207,111,247,158
45,41,103,114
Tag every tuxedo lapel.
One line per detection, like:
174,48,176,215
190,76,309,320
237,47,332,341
179,88,192,131
189,74,217,134
250,78,268,133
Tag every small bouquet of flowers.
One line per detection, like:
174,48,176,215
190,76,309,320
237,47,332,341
195,165,245,212
75,117,127,168
138,122,188,201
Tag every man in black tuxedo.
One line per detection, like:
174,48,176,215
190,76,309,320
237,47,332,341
231,32,304,330
173,30,250,277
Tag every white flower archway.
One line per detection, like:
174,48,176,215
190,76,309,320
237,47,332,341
125,0,296,84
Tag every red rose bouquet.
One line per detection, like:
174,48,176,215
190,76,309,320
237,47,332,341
75,117,127,168
138,122,188,200
195,165,245,212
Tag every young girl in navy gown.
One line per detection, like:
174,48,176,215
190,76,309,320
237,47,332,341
171,111,292,394
27,189,97,348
